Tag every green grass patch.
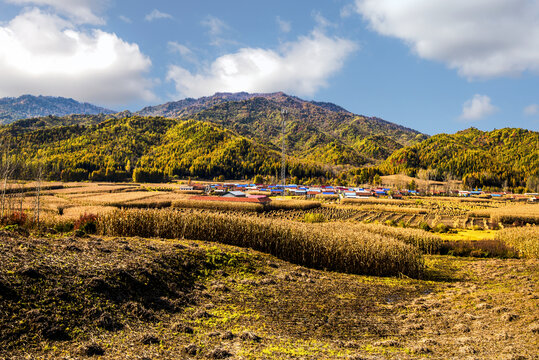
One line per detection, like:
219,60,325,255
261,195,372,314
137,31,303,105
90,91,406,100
438,229,498,241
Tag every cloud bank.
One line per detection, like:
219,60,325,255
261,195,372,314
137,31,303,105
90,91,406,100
5,0,107,24
0,6,154,106
355,0,539,78
167,30,357,98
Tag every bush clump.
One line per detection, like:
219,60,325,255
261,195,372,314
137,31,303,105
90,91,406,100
433,223,450,233
74,213,98,234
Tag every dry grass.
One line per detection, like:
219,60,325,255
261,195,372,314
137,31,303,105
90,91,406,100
98,209,424,278
118,193,193,209
471,204,539,225
171,199,321,212
341,198,415,206
267,200,321,211
348,204,427,214
45,184,138,195
315,194,340,201
172,199,265,212
381,173,461,189
351,223,443,254
1,233,537,359
496,226,539,258
67,191,162,206
61,206,118,220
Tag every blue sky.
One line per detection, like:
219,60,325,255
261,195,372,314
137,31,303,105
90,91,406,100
0,0,538,134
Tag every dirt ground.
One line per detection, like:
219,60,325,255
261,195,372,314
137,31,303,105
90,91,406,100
0,233,537,360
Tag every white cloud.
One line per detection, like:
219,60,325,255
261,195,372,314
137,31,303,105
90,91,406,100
5,0,107,24
340,3,356,18
524,104,539,116
118,15,132,24
145,9,172,22
276,16,291,33
354,0,539,79
167,30,357,98
0,8,155,106
168,42,192,57
168,41,197,65
312,11,334,29
459,95,498,121
201,15,228,36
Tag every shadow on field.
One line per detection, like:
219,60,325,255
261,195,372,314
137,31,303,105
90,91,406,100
0,235,207,352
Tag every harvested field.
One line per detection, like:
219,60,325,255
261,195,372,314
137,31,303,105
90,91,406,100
1,233,537,359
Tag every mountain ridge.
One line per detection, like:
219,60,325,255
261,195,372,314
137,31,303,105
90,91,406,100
0,93,536,188
4,92,425,167
0,95,115,124
136,92,353,118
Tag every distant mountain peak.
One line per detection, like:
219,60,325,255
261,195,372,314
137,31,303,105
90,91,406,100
0,94,115,124
136,91,352,118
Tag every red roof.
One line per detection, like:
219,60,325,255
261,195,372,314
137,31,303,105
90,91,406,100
190,196,271,203
248,195,270,200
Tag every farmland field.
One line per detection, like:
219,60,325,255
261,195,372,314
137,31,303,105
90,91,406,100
0,181,537,359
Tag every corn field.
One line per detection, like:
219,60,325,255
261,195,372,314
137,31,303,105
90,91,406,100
496,226,539,258
98,208,425,278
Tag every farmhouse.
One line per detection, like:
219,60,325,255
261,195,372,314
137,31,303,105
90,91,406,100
343,192,358,199
223,191,246,198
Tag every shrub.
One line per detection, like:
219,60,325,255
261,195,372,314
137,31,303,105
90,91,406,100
418,222,431,232
2,211,28,226
304,213,326,223
54,221,75,233
440,240,518,258
433,223,450,233
60,168,88,182
74,213,98,234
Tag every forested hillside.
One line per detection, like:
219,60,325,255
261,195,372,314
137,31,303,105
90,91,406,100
379,128,539,189
2,116,332,183
185,93,424,163
3,92,536,190
0,92,428,184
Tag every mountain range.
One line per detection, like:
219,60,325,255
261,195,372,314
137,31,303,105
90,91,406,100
0,95,114,124
1,92,536,189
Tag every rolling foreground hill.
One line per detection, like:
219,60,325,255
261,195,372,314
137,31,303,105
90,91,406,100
0,95,115,124
1,228,537,359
